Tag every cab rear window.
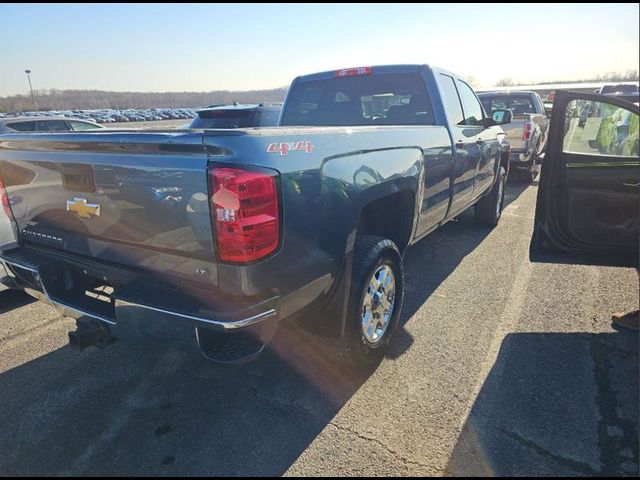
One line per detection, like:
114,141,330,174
281,73,435,126
480,95,536,115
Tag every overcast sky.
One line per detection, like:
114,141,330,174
1,3,638,96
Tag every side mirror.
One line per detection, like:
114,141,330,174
491,109,512,125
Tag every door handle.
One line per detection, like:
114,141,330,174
622,181,639,188
476,139,484,145
455,141,465,149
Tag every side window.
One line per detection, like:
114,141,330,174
69,121,98,131
437,74,464,126
36,120,69,132
455,80,485,126
563,99,639,157
6,121,35,132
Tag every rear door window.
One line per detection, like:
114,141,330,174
69,121,98,131
35,120,70,132
6,121,35,132
281,73,434,126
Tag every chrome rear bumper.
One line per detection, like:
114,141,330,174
0,247,279,362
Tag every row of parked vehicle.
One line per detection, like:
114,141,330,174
0,108,197,124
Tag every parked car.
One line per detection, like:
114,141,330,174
605,92,640,105
189,103,283,129
0,116,104,133
596,84,639,95
0,64,512,368
578,103,595,127
531,89,638,266
478,90,550,183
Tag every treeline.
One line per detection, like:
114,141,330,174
495,70,639,87
0,87,288,113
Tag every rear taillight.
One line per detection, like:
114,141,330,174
0,175,13,219
210,167,279,263
523,121,533,141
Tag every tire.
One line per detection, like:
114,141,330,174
475,166,507,226
341,235,404,369
514,167,536,184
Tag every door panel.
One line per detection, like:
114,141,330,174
450,126,483,213
531,90,639,266
476,129,500,195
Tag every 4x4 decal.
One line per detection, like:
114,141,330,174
267,141,314,156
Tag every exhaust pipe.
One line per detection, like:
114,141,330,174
68,318,114,351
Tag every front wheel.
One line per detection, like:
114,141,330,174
342,235,404,369
475,166,507,226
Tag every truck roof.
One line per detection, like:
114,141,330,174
476,90,537,96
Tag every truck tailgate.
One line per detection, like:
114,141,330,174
0,131,219,287
502,116,526,150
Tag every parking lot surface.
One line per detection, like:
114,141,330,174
0,182,637,476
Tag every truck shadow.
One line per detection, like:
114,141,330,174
387,181,531,359
0,321,370,476
0,184,536,475
0,289,36,314
445,331,639,476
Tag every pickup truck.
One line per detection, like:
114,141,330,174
0,64,512,367
478,90,549,183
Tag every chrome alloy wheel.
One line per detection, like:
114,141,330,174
361,264,396,344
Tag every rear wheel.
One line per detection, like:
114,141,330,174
475,166,507,226
515,167,536,184
342,235,404,369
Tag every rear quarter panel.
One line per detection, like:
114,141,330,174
202,125,451,317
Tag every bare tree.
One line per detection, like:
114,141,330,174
496,77,514,87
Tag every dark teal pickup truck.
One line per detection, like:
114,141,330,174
0,65,512,367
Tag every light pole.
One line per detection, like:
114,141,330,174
24,69,38,113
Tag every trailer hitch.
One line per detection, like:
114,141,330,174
68,318,115,351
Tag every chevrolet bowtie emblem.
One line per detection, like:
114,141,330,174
67,198,101,218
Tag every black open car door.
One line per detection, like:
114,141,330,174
531,90,639,267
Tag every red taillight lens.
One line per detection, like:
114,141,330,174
0,175,13,219
523,121,533,141
335,67,372,78
210,167,279,263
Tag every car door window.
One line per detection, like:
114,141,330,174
437,74,465,126
455,80,485,126
563,99,639,157
69,121,98,131
6,121,35,132
35,120,69,132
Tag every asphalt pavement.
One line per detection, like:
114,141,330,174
0,181,637,476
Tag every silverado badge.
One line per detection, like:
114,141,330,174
66,198,101,218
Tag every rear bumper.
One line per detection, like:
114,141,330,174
0,245,279,362
509,149,534,165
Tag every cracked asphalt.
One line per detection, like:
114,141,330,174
0,182,638,476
